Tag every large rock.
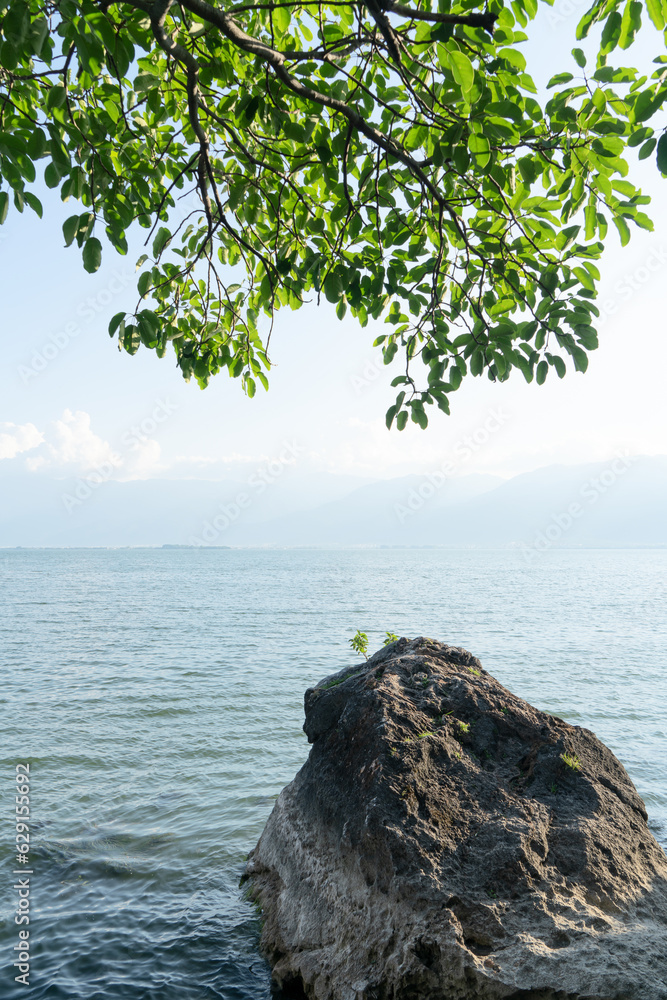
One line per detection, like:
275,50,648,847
245,637,667,1000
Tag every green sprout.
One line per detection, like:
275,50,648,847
384,631,399,645
560,751,582,772
457,721,470,734
349,630,369,660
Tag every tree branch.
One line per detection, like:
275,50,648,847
173,0,459,223
385,4,497,34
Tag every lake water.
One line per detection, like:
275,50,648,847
1,547,665,999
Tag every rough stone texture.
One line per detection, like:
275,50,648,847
246,637,667,1000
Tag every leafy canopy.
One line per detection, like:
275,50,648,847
1,0,666,427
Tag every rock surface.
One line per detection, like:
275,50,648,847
246,637,667,1000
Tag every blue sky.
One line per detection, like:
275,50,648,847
2,8,667,488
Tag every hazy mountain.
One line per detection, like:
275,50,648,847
222,456,667,549
0,465,369,547
0,456,666,548
222,472,504,547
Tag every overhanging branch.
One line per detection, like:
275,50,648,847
385,3,497,34
173,0,459,217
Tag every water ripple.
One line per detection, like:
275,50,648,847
1,547,665,998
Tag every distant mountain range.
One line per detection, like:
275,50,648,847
1,456,666,549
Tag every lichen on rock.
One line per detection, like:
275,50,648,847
245,637,667,1000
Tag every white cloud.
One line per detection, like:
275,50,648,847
15,409,168,481
118,438,164,480
0,422,44,460
26,409,119,473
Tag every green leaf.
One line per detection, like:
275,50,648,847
574,265,595,291
122,324,141,356
63,215,79,247
384,341,399,365
547,72,574,88
108,312,126,337
632,211,654,231
612,215,631,246
449,51,475,94
584,205,597,240
23,192,42,218
82,237,102,274
541,266,559,296
470,349,484,376
639,137,657,159
592,135,624,157
628,126,653,147
486,101,523,123
152,227,171,257
657,133,667,174
453,145,470,173
570,345,589,372
646,0,665,28
572,48,586,67
46,85,66,109
600,10,622,53
44,161,61,189
468,133,491,169
273,5,291,33
618,0,642,48
552,356,567,378
411,402,428,429
244,96,260,124
576,0,607,38
0,191,8,225
138,310,159,347
134,72,160,92
631,88,667,124
138,271,152,297
324,272,343,303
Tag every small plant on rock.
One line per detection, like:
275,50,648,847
384,632,399,645
349,630,369,660
560,751,582,772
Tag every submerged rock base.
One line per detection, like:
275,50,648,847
246,638,667,1000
